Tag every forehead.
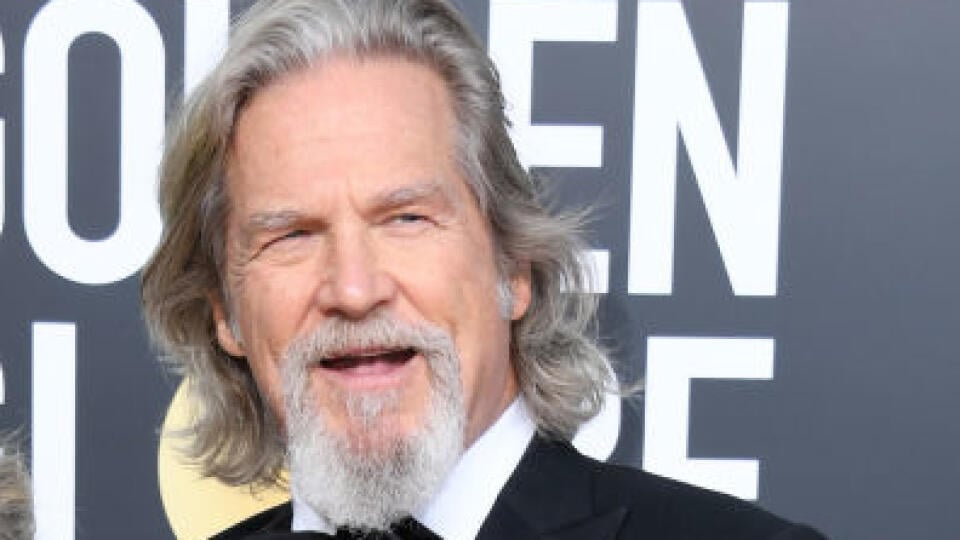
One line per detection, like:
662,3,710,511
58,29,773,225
225,55,465,208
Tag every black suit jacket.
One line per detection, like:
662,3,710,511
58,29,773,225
211,436,828,539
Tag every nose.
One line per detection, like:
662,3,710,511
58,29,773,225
315,227,397,319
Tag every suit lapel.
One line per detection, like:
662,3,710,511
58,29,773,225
542,507,628,540
476,436,627,540
210,501,294,538
473,498,541,539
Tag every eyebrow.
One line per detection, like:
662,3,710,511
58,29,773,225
243,209,303,234
370,180,455,211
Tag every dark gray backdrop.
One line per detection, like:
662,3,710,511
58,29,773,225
1,1,958,539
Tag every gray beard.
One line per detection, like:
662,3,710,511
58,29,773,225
281,312,464,531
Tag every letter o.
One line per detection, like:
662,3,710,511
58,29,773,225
24,0,164,285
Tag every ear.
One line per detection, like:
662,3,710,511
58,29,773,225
509,262,532,321
209,292,246,357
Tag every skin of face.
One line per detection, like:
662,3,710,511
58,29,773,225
212,55,532,449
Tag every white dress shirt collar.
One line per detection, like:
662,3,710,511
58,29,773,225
291,398,536,539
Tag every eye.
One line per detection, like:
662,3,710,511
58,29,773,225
261,229,309,251
280,229,309,240
383,212,433,235
392,213,427,224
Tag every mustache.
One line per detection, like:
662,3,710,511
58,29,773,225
282,310,455,376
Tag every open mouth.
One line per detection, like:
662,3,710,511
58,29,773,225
318,347,417,371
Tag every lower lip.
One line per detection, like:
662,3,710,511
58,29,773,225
311,353,419,390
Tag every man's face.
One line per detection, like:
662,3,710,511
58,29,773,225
213,56,531,451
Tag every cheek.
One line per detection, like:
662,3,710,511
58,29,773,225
432,259,512,391
399,249,499,329
246,355,287,428
234,267,319,417
239,266,317,344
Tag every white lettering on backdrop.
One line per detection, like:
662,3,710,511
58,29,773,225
23,0,164,285
631,0,789,501
629,1,789,297
184,0,230,94
488,0,616,296
643,336,775,500
32,322,77,540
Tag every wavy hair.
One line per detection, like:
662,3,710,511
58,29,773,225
141,0,613,487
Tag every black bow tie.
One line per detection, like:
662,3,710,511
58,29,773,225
244,517,442,540
337,518,440,540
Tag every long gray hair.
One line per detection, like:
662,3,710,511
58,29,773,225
141,0,613,487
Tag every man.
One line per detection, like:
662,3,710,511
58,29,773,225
0,435,34,540
142,1,827,538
